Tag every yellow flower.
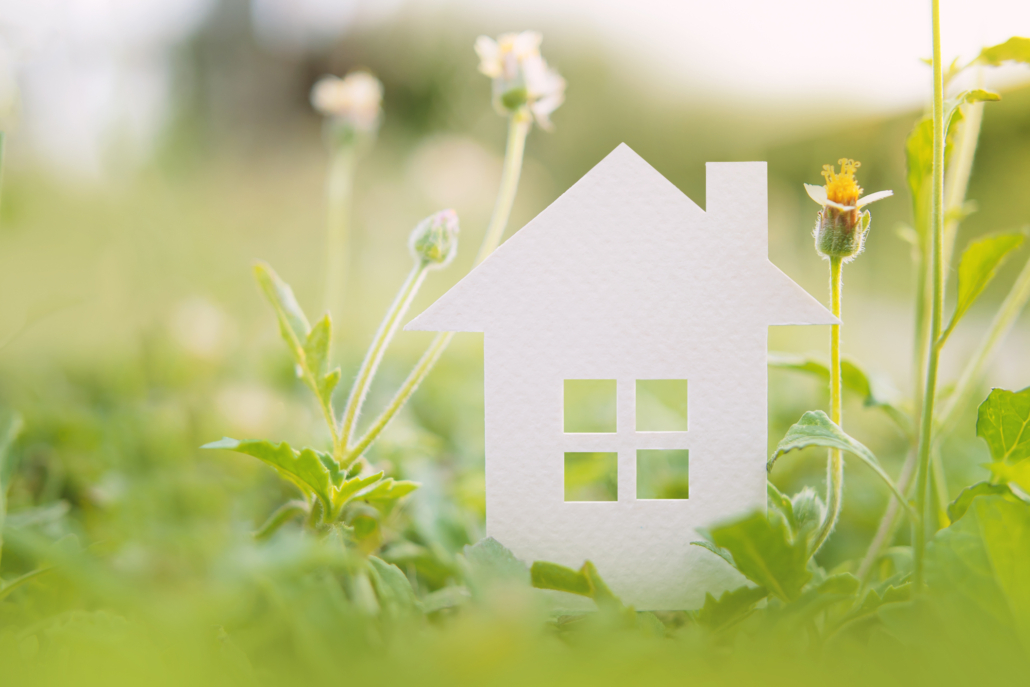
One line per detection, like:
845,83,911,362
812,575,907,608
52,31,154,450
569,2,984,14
804,159,893,261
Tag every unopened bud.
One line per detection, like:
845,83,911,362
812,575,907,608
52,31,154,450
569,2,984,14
409,209,459,268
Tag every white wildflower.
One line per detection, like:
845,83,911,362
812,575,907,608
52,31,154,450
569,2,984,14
475,31,565,130
310,70,383,133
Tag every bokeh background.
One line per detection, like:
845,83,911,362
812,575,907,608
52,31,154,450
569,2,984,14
1,0,1029,624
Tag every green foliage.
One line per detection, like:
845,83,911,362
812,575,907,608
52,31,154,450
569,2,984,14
530,560,622,611
978,36,1030,66
947,481,1020,522
697,510,810,602
977,386,1030,491
0,413,23,571
204,437,337,512
769,353,910,433
768,411,912,513
694,584,768,631
926,496,1030,652
941,233,1025,343
254,263,341,431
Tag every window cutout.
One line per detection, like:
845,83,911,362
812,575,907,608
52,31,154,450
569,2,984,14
564,452,618,501
636,449,689,499
563,379,617,433
636,379,688,431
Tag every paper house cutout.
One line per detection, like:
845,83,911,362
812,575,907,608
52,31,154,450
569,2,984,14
406,144,838,610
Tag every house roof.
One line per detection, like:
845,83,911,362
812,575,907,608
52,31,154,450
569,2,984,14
406,144,838,335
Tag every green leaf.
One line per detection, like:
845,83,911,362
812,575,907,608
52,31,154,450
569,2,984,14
704,511,810,602
769,354,909,434
690,539,737,569
768,411,913,516
947,481,1017,522
977,386,1030,464
978,37,1030,67
773,573,860,624
530,560,624,611
986,461,1030,494
463,537,530,586
943,89,1001,137
421,586,472,614
367,556,419,620
335,471,385,505
254,262,310,354
0,567,50,602
941,233,1025,344
926,496,1030,651
0,413,24,568
695,585,768,631
304,314,342,410
202,438,334,511
360,478,420,503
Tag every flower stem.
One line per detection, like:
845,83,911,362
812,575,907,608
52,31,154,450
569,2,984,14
913,0,946,591
811,257,845,557
347,111,532,460
323,146,357,325
338,261,430,455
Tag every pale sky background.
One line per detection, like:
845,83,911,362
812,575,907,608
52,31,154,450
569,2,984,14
1,0,1029,175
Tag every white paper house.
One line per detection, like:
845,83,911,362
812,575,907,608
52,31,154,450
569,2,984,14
406,144,837,610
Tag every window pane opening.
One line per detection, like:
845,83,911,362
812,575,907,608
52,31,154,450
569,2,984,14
636,379,688,432
636,449,689,500
564,452,618,501
564,379,617,433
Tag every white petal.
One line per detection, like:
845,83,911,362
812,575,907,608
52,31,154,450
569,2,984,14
513,31,542,57
824,199,856,211
804,183,828,206
474,36,502,77
856,189,894,207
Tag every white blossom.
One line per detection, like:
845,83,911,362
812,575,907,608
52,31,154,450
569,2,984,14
474,31,565,129
310,70,382,132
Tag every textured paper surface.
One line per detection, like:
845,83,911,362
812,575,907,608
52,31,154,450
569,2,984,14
406,144,838,610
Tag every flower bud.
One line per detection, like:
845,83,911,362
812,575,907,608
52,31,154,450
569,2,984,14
804,159,893,262
409,209,459,268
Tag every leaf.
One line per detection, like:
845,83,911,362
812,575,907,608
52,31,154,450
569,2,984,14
941,233,1025,344
986,461,1030,494
704,511,810,602
0,413,24,568
254,262,310,354
947,481,1016,522
463,537,530,586
421,586,472,614
695,585,768,632
304,314,342,410
335,471,385,505
768,411,913,516
202,438,334,511
367,556,419,620
530,560,624,611
978,36,1030,67
0,567,51,602
977,386,1030,464
926,496,1030,651
690,539,737,569
943,89,1001,138
768,354,909,434
359,478,420,503
774,573,860,624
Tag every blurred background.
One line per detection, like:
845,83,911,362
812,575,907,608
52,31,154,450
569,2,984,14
0,0,1029,597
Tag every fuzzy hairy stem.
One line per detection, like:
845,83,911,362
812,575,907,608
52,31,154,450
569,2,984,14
348,111,532,460
811,257,845,557
913,0,946,591
339,261,429,454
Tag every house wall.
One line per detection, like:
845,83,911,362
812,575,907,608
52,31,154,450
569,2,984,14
483,320,769,611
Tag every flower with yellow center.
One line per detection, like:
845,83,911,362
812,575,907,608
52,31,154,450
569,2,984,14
310,71,383,137
805,159,892,260
475,31,566,130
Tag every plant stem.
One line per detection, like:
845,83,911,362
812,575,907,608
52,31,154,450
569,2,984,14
323,146,357,325
913,0,946,591
934,254,1030,438
811,257,845,557
347,110,532,460
339,261,430,453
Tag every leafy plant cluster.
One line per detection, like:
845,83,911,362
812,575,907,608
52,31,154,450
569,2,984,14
0,20,1030,687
